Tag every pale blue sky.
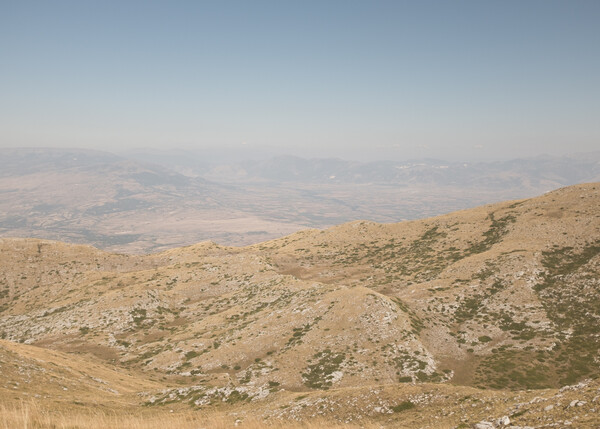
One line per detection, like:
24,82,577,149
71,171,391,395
1,0,599,161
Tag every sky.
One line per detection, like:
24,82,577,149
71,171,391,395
1,0,599,161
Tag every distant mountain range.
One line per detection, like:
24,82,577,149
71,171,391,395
122,148,600,188
1,147,599,253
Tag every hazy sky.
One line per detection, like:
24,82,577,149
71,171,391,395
1,0,599,161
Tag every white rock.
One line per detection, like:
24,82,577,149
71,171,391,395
544,404,554,411
473,422,494,429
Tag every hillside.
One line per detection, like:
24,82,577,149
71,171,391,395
1,183,599,427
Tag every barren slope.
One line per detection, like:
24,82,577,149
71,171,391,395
1,183,599,427
258,183,600,389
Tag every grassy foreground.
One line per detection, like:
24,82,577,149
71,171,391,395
0,401,393,429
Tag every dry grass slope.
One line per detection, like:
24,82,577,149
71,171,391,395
1,183,599,427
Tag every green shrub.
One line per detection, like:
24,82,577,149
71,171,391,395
392,401,415,412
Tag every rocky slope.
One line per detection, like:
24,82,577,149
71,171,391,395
0,183,599,427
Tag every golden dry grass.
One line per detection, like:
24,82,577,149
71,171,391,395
0,401,386,429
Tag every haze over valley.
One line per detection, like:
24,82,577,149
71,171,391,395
1,147,599,253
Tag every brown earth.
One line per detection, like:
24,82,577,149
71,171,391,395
1,182,599,427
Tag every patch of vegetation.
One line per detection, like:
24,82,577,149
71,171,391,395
464,213,516,256
474,349,553,390
392,401,415,413
267,380,281,392
185,350,199,360
225,389,249,404
130,308,147,326
239,370,252,384
391,350,445,382
125,346,163,366
454,297,482,324
392,297,423,334
302,349,345,390
286,316,323,347
536,242,599,292
533,241,600,385
287,324,311,347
